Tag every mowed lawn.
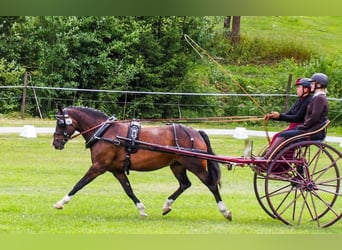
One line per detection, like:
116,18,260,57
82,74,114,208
0,132,341,234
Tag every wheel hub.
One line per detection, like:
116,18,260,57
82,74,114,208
304,181,316,191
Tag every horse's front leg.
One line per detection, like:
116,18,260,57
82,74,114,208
112,170,147,217
53,165,105,209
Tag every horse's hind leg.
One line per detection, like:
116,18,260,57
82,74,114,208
209,182,232,221
193,167,232,221
162,164,191,215
112,170,147,217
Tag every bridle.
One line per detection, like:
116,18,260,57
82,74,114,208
54,108,110,144
54,109,76,144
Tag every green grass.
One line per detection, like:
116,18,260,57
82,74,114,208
0,132,340,234
241,16,342,55
0,117,55,127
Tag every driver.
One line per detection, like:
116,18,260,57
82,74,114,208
265,77,312,145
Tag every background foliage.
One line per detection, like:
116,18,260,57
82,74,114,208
0,16,341,123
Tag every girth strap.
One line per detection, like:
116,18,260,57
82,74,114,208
124,120,141,175
173,123,195,150
172,123,180,148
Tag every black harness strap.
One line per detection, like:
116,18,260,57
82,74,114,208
124,120,141,175
174,124,195,150
172,123,180,148
85,115,117,148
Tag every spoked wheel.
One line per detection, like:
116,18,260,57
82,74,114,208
252,146,277,219
253,172,277,219
265,141,341,227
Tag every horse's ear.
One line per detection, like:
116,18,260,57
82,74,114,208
57,104,63,114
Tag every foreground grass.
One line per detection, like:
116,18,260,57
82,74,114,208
0,132,341,234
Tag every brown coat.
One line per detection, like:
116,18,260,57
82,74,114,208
297,93,328,132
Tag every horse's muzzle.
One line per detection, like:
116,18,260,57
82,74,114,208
52,140,65,150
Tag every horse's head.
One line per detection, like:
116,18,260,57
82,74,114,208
52,105,77,150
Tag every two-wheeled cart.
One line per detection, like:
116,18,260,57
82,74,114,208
118,120,341,227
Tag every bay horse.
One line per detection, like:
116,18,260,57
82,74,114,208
52,105,232,220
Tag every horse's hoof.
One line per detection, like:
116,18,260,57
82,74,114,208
162,208,171,215
224,211,232,221
53,203,64,209
139,212,148,217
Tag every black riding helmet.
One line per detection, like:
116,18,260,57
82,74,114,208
310,73,328,88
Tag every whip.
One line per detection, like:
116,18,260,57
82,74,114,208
184,34,271,143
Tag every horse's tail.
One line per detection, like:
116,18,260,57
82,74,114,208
198,130,221,187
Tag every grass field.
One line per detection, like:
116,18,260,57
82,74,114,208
0,129,341,234
241,16,342,55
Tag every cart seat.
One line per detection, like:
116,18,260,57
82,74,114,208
268,120,330,159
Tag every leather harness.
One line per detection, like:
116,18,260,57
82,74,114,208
123,120,141,174
86,119,194,175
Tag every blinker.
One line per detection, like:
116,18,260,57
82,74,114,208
55,114,72,126
65,118,72,125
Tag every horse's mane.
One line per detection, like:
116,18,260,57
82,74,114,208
67,106,109,120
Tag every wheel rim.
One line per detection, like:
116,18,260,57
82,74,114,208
253,172,277,219
265,141,341,227
252,146,277,219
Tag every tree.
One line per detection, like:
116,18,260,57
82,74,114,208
224,16,241,42
0,16,222,118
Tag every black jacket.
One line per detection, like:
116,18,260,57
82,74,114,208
276,95,312,123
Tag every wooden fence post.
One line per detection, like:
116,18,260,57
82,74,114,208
21,71,28,119
283,74,293,112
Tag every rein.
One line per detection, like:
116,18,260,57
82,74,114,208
68,116,266,141
263,118,271,145
63,115,265,141
69,122,105,140
117,116,264,124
